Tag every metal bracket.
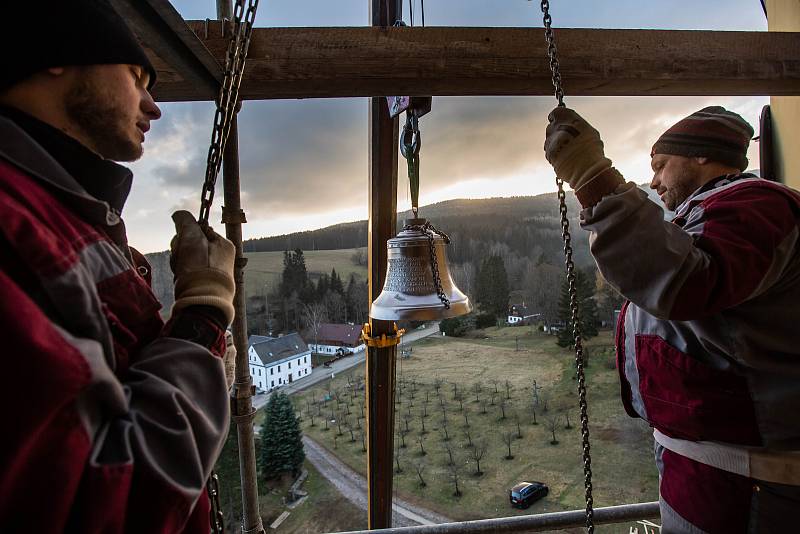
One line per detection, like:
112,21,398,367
361,322,405,348
387,96,432,119
222,205,248,224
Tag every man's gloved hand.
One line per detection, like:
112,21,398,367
544,107,624,207
170,210,235,325
544,107,611,189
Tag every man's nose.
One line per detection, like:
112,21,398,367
649,175,659,190
143,92,162,121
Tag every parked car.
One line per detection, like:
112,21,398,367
509,481,548,509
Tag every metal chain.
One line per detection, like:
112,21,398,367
403,221,450,309
208,471,225,534
542,1,594,531
541,0,565,107
198,0,261,225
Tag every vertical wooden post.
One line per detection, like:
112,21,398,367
217,2,263,533
367,1,402,528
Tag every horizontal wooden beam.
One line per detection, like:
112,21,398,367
150,25,800,101
111,0,222,102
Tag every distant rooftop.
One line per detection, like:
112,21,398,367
250,333,309,366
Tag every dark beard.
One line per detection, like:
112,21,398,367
64,77,142,162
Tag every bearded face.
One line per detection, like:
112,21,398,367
650,154,707,211
64,64,160,162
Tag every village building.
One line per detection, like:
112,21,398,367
307,323,366,356
247,333,312,392
507,304,540,325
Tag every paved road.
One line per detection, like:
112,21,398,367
302,435,451,527
253,323,440,410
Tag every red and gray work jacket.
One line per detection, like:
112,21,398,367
582,175,800,477
0,115,229,532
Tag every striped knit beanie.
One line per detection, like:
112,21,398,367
651,106,754,171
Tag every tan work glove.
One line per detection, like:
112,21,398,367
223,330,236,389
544,107,623,206
170,210,236,325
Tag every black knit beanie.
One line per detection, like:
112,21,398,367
1,0,156,91
651,106,754,171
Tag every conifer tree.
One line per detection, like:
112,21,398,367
259,393,305,481
475,255,510,318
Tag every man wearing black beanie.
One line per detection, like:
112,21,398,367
0,2,235,533
544,106,800,532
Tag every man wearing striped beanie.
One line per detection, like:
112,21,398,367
544,106,800,532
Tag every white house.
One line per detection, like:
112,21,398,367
307,323,365,356
247,333,312,392
507,305,540,325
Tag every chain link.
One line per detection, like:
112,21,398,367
198,0,261,225
542,1,594,531
403,221,450,309
208,471,225,534
540,0,565,107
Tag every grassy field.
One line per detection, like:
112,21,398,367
243,248,367,298
215,429,365,533
293,327,659,530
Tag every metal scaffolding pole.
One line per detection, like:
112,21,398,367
223,113,264,534
366,1,402,529
218,3,263,533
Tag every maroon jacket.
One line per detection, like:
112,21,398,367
583,176,800,450
0,114,229,532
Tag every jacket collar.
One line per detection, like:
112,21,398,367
0,113,132,227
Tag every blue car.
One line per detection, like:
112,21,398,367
509,481,549,509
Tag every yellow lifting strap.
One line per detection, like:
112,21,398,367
361,322,405,348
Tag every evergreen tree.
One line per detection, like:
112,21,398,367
330,268,344,294
316,274,330,302
475,255,509,318
280,249,311,301
259,393,305,480
557,269,599,347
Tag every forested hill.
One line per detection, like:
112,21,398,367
243,192,592,268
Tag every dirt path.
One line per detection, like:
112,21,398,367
302,436,451,528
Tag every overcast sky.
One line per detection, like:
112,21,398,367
125,1,768,252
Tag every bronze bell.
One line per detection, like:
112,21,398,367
370,218,472,321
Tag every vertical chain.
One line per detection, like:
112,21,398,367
198,0,261,225
543,1,594,531
208,471,225,534
557,179,594,532
540,0,565,107
402,222,450,309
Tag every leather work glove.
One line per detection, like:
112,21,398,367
544,107,624,207
223,330,236,389
170,210,236,325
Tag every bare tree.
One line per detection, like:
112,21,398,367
545,413,560,445
335,413,344,436
434,377,444,395
444,443,455,466
504,380,513,400
301,302,327,354
452,381,459,400
440,419,450,442
489,379,500,395
481,399,488,414
514,412,523,439
448,462,463,497
403,412,413,433
464,429,473,448
473,382,482,403
490,390,498,406
522,261,562,327
471,440,487,476
346,418,356,442
416,435,427,456
564,410,573,430
502,431,515,460
419,412,427,435
394,443,403,473
530,401,538,425
307,408,316,427
399,427,409,448
360,430,366,452
414,462,427,487
498,398,508,420
463,410,470,428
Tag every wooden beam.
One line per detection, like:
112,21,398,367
111,0,221,102
149,25,800,101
